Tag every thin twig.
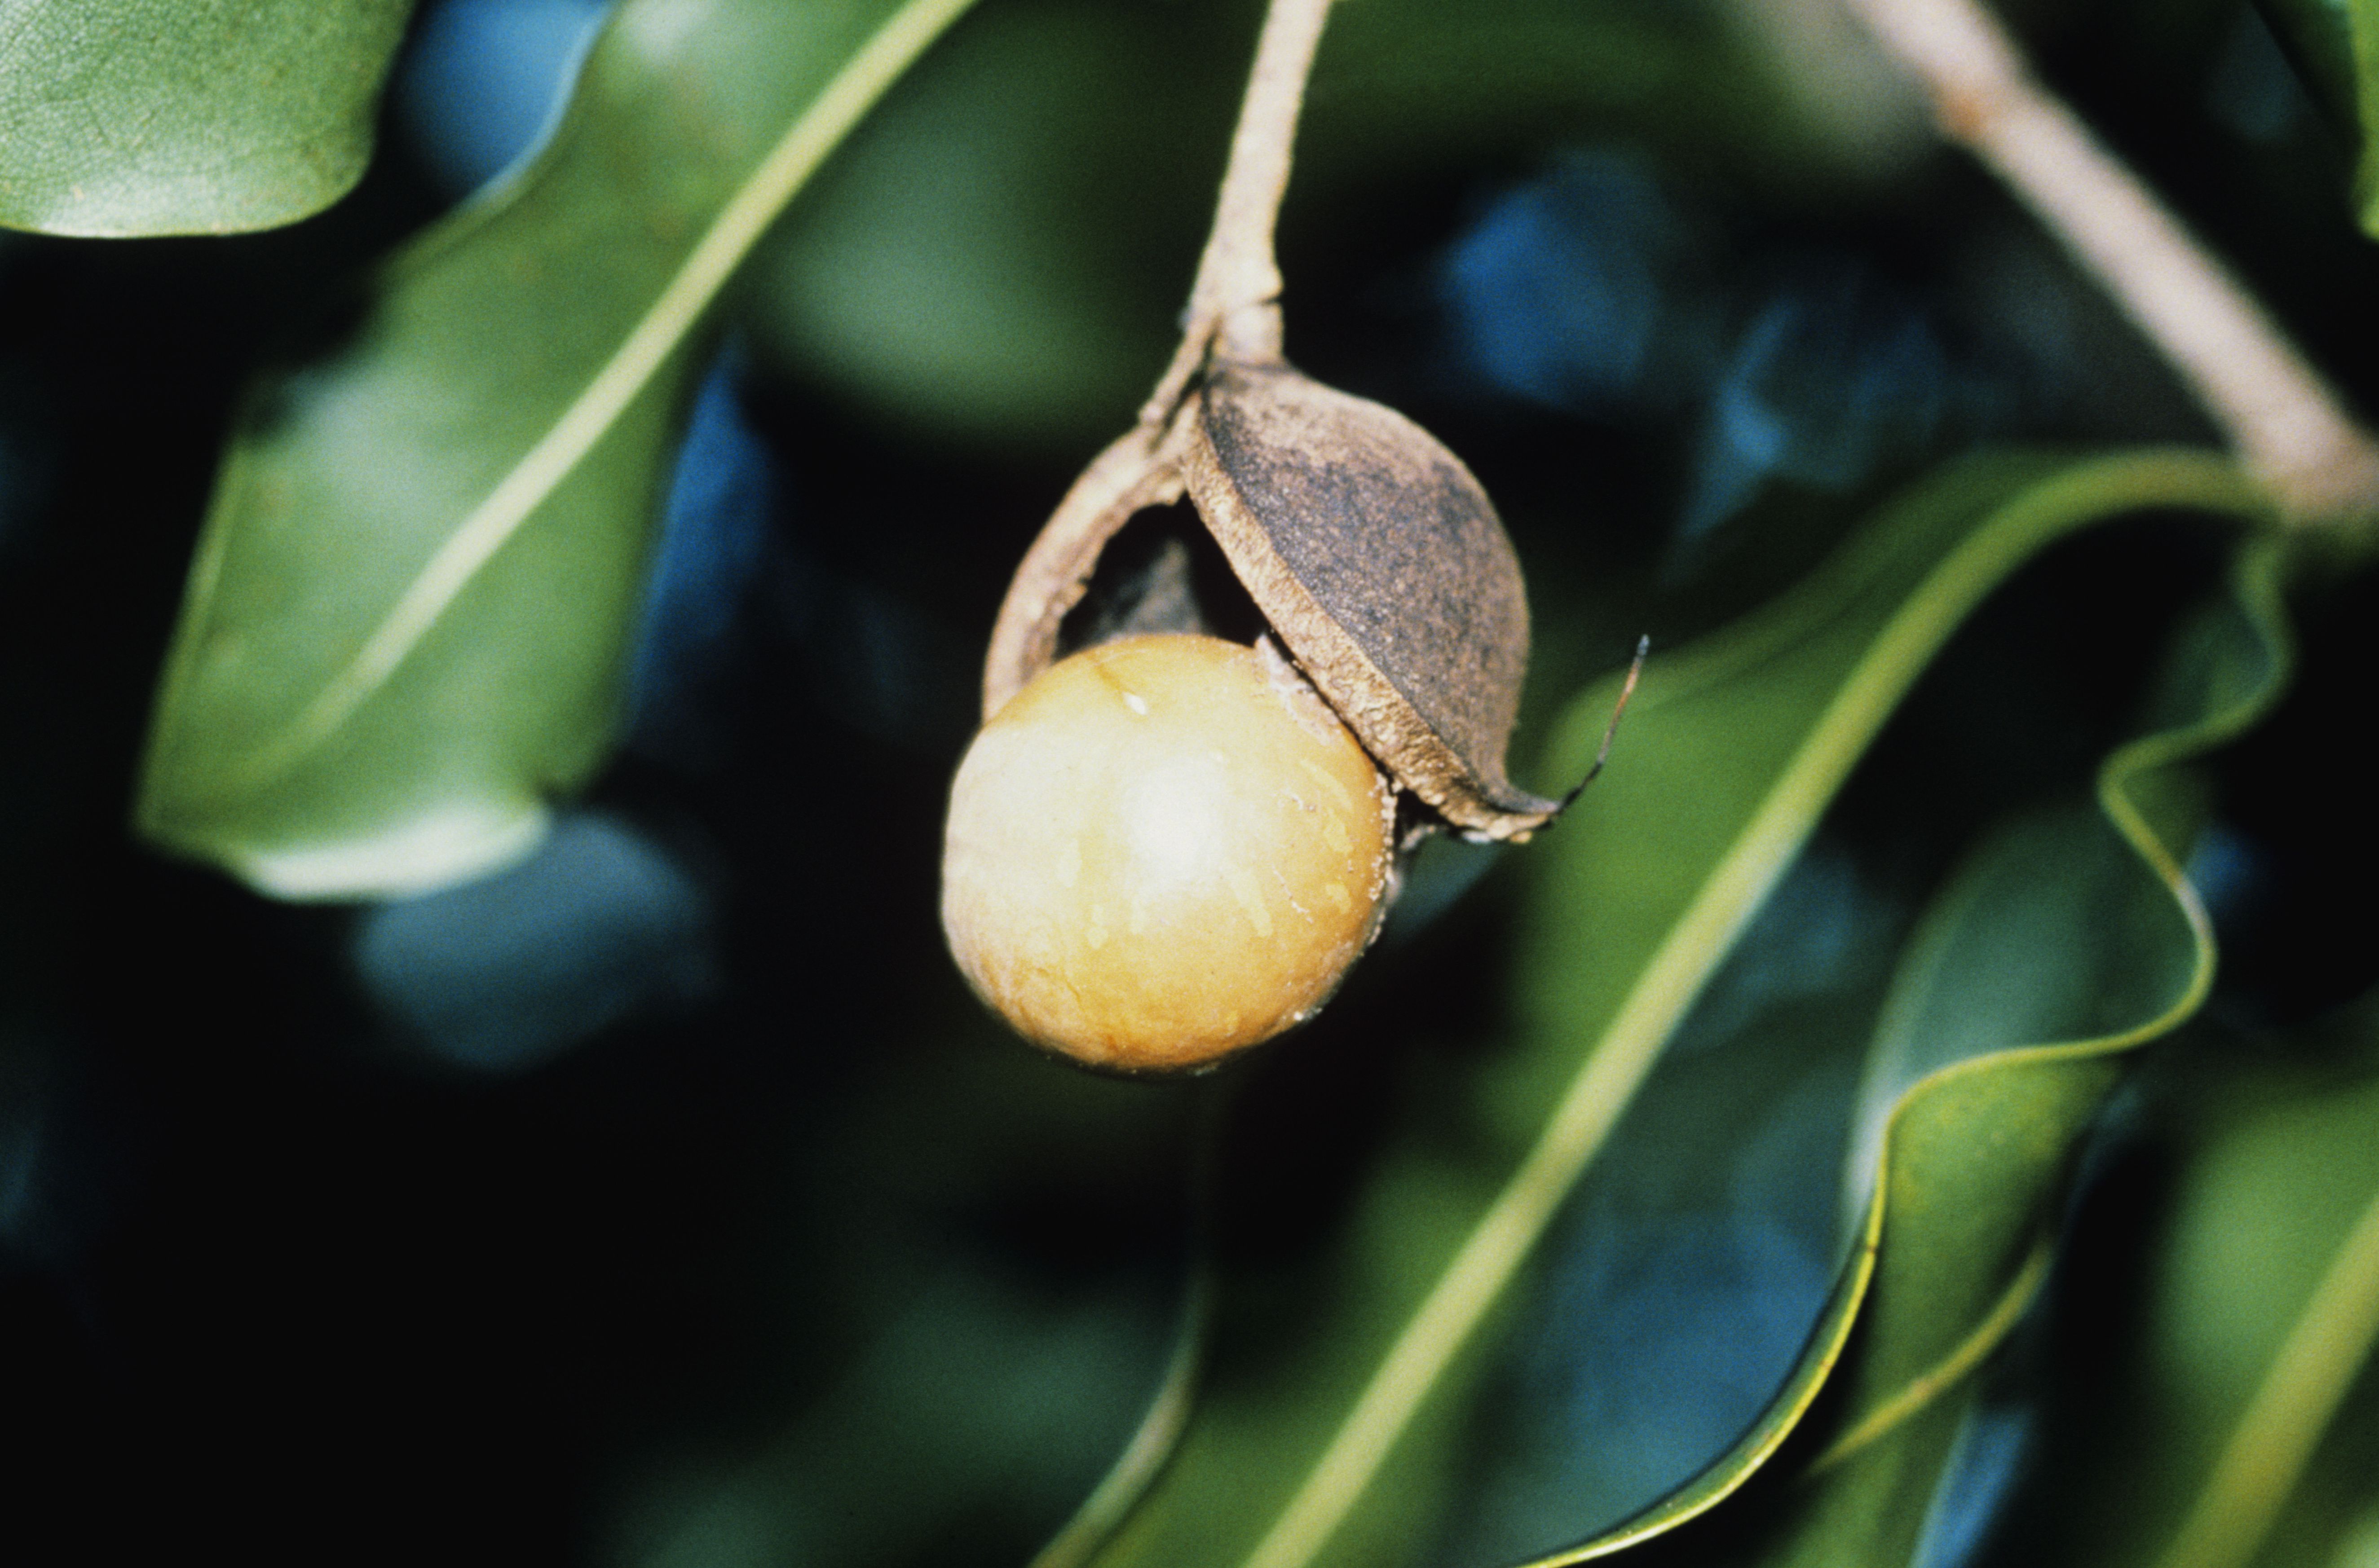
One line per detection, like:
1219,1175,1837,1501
1557,634,1650,808
1844,0,2379,522
1138,0,1334,427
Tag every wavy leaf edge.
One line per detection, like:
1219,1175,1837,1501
1824,531,2294,1458
1042,447,2290,1568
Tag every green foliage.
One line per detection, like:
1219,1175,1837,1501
2043,1004,2379,1568
1052,454,2279,1568
745,0,1879,451
620,1037,1203,1568
128,0,1888,898
8,0,2379,1563
1717,542,2292,1567
135,0,975,898
0,0,417,236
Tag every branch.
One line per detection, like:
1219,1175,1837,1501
1844,0,2379,523
1138,0,1335,427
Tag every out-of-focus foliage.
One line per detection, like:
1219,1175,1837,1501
393,0,610,200
1059,453,2275,1568
351,808,716,1072
2017,998,2379,1568
609,1036,1203,1568
1706,544,2290,1568
746,0,1923,451
128,0,1928,899
134,0,975,899
0,0,417,236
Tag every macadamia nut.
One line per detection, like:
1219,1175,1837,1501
941,634,1394,1072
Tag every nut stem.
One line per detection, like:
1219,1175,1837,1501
1843,0,2379,523
1139,0,1336,427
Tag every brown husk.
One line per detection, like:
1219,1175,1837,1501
981,358,1562,842
1184,363,1560,838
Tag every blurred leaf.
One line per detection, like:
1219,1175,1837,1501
2254,0,2379,234
1301,0,1923,185
2015,993,2379,1568
1421,835,1905,1567
624,1264,1198,1568
611,1031,1205,1568
0,0,415,236
135,0,975,899
741,0,1921,450
2149,1060,2379,1568
1718,541,2294,1568
1064,449,2277,1568
742,0,1221,449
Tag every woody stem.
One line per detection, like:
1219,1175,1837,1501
1844,0,2379,522
1140,0,1335,426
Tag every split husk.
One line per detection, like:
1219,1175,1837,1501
978,0,1564,841
982,352,1562,843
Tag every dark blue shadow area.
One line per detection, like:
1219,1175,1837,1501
396,0,610,200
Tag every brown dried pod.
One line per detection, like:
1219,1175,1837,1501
1184,362,1559,838
984,361,1562,842
945,0,1627,1071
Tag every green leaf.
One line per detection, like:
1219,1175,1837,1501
2145,1063,2379,1568
1715,540,2295,1568
2005,993,2379,1568
1417,834,1909,1566
612,1027,1205,1568
740,0,1220,450
738,0,1916,450
629,1263,1200,1568
1059,448,2278,1568
0,0,416,237
134,0,976,899
2255,0,2379,237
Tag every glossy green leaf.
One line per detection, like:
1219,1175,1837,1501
0,0,415,236
1715,540,2294,1568
135,0,975,899
2003,993,2379,1568
1056,449,2277,1568
1419,831,1910,1567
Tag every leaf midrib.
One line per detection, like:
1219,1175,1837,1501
199,0,979,796
2154,1141,2379,1568
1228,451,2268,1568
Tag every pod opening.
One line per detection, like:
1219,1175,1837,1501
1056,498,1268,656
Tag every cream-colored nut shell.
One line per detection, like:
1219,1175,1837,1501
941,634,1393,1072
